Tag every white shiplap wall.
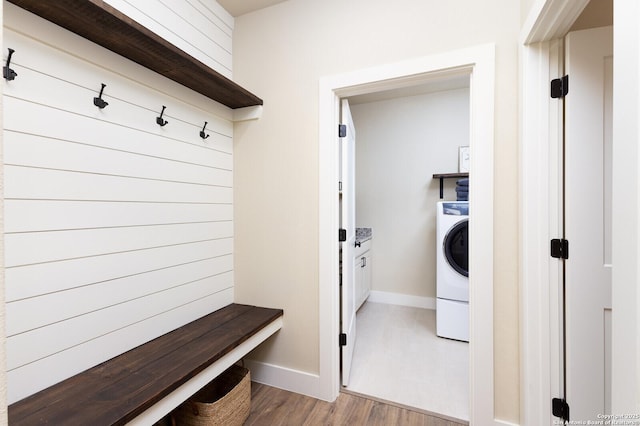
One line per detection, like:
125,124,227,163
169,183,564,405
3,2,236,403
105,0,234,79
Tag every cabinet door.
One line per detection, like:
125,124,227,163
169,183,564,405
362,252,372,302
354,256,363,311
354,252,371,311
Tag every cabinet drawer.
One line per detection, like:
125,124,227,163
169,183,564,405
354,239,371,258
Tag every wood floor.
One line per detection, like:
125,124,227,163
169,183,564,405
245,382,468,426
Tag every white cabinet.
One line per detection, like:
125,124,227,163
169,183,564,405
354,240,372,311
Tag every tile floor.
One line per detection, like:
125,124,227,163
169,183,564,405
344,301,469,421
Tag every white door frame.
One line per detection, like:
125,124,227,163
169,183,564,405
520,0,640,423
318,44,495,424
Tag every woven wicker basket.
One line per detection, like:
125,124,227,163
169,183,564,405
173,364,250,426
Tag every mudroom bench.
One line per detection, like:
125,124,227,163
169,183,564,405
8,304,283,425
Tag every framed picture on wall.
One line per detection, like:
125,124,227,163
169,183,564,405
459,146,470,173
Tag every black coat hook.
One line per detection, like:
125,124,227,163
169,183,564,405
93,83,108,109
156,105,168,126
200,121,210,139
4,48,17,81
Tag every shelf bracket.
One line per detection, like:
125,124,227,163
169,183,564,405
432,173,469,200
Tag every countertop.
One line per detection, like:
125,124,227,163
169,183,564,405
356,227,372,244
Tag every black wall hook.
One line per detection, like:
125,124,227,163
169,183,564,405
4,48,17,81
156,105,168,126
200,121,210,139
93,83,108,109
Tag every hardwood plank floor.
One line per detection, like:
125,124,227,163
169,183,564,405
245,382,467,426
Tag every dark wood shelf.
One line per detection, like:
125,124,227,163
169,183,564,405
8,0,263,109
433,172,469,199
432,172,469,179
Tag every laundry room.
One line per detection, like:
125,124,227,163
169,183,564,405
342,76,471,421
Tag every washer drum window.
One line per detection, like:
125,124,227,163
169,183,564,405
443,219,469,277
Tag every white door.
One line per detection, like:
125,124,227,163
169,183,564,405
340,99,357,386
564,25,613,421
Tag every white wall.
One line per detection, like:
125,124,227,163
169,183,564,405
3,2,236,403
0,0,6,422
351,88,470,300
232,0,521,422
521,0,537,23
105,0,234,79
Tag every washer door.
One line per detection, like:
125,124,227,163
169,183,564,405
444,219,468,277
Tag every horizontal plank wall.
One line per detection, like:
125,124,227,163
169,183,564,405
3,3,236,403
104,0,234,79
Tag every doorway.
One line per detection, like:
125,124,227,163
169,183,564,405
318,44,496,425
340,82,471,420
518,0,640,424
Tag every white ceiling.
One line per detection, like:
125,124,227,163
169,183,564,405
217,0,288,17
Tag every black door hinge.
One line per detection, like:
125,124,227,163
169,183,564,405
339,229,347,242
551,239,569,259
339,333,347,346
551,75,569,98
339,124,347,137
552,398,570,422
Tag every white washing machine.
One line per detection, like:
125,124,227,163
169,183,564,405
436,201,469,342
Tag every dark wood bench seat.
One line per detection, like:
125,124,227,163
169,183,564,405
8,303,283,425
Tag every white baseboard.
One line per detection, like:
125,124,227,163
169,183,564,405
367,290,436,309
244,359,324,400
